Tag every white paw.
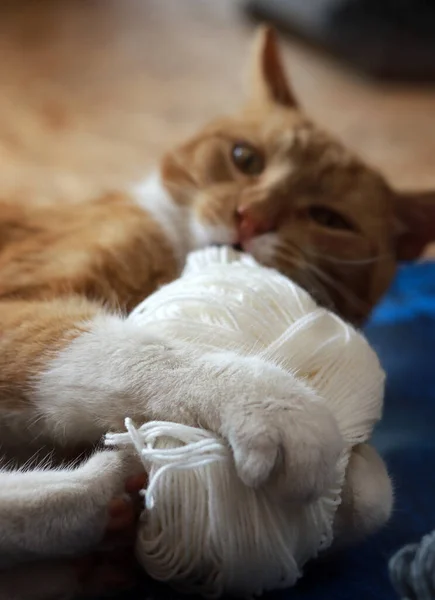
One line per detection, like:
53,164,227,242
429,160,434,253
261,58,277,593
64,450,144,553
216,358,343,501
77,450,126,499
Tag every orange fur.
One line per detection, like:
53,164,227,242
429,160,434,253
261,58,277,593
0,193,178,310
0,297,100,410
0,28,414,587
1,26,435,413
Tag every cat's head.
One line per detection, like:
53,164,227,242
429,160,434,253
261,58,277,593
161,27,435,324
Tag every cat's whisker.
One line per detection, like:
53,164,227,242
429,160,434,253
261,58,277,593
304,262,371,314
293,268,335,309
272,239,304,260
304,248,393,267
272,245,335,309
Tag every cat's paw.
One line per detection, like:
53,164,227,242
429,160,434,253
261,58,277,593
217,358,343,502
102,472,147,552
71,450,146,552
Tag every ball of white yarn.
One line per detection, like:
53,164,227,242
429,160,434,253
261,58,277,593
106,247,385,598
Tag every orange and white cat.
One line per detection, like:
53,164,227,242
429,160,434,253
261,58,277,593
1,27,434,599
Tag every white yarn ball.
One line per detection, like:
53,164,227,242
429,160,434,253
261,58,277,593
106,247,385,598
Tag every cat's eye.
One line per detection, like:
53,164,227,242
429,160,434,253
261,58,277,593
308,206,354,231
231,142,264,176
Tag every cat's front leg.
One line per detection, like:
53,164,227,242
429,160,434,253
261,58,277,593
0,450,144,568
0,295,339,503
35,311,343,502
188,352,344,502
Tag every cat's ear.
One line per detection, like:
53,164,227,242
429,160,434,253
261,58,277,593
247,26,297,109
394,190,435,260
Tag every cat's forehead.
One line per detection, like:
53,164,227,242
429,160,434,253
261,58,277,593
207,109,353,165
254,113,389,198
214,108,303,147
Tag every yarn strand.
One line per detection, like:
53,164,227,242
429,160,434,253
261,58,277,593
107,419,229,510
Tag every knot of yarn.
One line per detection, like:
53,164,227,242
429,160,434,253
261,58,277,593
107,418,229,510
389,530,435,600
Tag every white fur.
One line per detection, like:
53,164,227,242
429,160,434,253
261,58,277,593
131,171,236,261
244,231,278,263
190,218,236,248
0,450,129,568
131,172,191,267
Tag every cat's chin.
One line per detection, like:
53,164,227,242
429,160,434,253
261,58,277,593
191,220,238,251
241,233,277,265
205,236,274,266
209,242,243,254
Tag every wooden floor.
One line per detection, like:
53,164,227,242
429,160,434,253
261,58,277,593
0,0,434,209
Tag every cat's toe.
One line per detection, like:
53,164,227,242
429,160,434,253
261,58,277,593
225,395,342,502
107,498,136,533
125,472,148,494
103,473,147,546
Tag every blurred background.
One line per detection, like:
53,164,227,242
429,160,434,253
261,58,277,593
1,0,434,224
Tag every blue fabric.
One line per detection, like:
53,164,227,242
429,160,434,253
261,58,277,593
118,262,435,600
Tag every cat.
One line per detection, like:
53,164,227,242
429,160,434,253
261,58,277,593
1,26,433,599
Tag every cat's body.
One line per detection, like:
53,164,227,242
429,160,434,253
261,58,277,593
1,27,434,599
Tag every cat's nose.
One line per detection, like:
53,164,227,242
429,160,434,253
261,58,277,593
236,209,256,244
236,207,273,244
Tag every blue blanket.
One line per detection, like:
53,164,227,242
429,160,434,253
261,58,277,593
120,262,435,600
